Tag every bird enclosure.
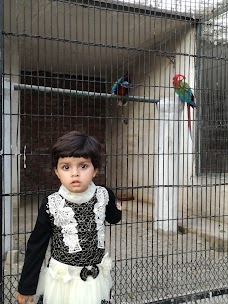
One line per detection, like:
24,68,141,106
1,0,228,303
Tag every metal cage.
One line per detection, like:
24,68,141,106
1,0,228,303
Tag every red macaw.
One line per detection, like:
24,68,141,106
173,74,196,139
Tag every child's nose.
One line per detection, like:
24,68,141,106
72,168,79,177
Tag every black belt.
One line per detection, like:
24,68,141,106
80,265,100,281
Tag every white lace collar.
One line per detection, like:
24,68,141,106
58,182,96,204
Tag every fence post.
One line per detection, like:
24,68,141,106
0,0,3,300
2,79,13,255
153,96,184,233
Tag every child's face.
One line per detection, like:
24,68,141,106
54,157,98,193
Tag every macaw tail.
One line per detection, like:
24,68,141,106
187,103,192,140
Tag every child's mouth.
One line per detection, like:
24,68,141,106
72,180,80,185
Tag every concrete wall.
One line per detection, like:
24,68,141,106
19,71,107,192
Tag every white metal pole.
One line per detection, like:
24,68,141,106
3,78,13,253
153,96,184,233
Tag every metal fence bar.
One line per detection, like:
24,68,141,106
0,0,3,301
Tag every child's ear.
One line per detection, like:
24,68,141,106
93,169,98,178
54,168,60,179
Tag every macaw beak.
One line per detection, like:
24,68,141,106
173,75,184,87
179,75,186,82
173,74,185,81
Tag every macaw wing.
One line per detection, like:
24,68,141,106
182,83,196,106
117,75,124,84
175,84,196,107
174,87,184,99
179,82,192,100
174,87,189,102
182,89,192,102
112,75,125,94
111,82,118,94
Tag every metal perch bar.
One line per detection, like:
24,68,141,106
14,83,160,104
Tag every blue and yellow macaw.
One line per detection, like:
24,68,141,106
173,74,196,139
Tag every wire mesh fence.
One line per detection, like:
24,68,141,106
1,0,228,303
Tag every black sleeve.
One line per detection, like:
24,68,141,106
105,188,122,224
18,196,52,295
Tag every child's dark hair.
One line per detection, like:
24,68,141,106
52,131,102,169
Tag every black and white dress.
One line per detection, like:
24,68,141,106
18,182,122,304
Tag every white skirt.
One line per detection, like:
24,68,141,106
34,254,113,304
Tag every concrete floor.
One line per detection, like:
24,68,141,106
187,295,228,304
3,200,228,304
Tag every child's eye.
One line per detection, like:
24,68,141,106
62,165,69,170
80,164,88,169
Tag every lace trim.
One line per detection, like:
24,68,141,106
94,187,109,249
47,193,82,253
47,186,109,252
